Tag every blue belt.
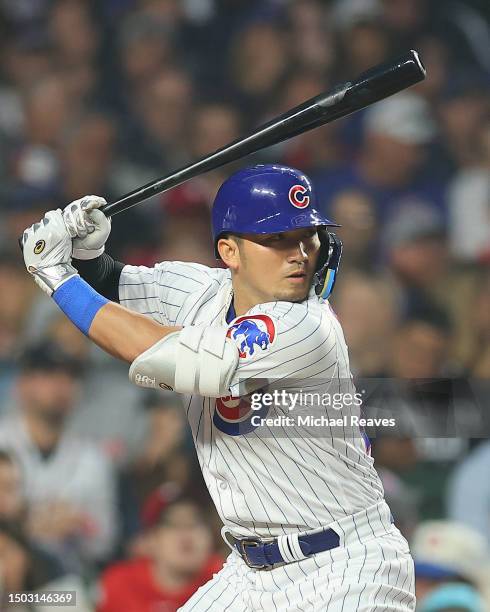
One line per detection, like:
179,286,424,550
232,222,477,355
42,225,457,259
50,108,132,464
229,528,340,569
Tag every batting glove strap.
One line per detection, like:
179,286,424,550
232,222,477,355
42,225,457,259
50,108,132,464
33,264,78,296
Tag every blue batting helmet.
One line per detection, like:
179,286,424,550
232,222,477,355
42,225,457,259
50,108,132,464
212,164,342,299
212,165,337,255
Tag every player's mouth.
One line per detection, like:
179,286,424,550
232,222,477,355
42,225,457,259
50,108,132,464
286,270,307,282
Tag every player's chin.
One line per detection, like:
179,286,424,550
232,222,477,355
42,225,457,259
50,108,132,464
277,281,310,302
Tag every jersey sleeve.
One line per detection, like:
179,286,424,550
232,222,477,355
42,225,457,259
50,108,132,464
118,261,225,326
226,301,337,397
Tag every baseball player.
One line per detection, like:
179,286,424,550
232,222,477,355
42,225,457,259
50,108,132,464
21,165,415,610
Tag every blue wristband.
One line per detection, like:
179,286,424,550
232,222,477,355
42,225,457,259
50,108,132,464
53,276,108,335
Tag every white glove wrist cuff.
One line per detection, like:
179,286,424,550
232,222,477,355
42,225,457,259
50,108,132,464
33,264,78,295
72,246,105,260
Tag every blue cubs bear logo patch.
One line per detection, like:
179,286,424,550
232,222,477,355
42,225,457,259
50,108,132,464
228,314,276,358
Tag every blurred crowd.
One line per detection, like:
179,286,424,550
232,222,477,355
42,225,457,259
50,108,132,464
0,0,489,610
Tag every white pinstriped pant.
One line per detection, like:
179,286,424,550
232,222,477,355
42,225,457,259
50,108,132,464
179,501,416,611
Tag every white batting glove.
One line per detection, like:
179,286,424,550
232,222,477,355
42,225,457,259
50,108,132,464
63,196,111,260
22,209,78,296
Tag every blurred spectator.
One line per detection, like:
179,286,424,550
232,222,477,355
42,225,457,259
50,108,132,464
0,341,118,572
97,492,223,612
45,314,91,361
371,305,467,519
0,251,36,381
447,440,490,546
331,0,382,32
450,269,490,378
411,520,490,605
0,522,93,611
376,467,419,540
438,75,489,171
384,202,451,313
188,103,241,160
60,113,116,202
329,191,378,274
390,304,451,380
118,390,191,545
157,193,216,266
126,390,188,495
48,0,100,67
123,67,193,172
228,22,288,124
381,0,428,46
332,272,398,376
334,2,389,74
22,75,71,149
119,11,175,94
0,450,24,523
286,1,335,75
448,120,490,264
313,92,443,226
1,186,60,257
1,29,53,93
0,452,92,611
363,92,437,189
0,521,64,612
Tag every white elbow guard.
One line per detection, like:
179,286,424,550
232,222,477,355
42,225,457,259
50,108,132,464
128,326,239,397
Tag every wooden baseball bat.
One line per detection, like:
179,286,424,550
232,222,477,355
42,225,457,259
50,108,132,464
101,50,425,218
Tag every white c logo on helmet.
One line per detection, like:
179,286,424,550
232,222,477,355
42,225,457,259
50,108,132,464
288,185,310,209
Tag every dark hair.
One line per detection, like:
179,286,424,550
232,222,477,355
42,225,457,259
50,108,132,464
0,520,65,589
156,495,206,526
0,449,16,466
402,299,452,335
218,232,243,243
18,341,84,378
0,519,30,552
141,484,207,530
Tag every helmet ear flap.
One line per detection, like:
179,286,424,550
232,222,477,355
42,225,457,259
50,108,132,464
314,230,343,299
316,228,330,270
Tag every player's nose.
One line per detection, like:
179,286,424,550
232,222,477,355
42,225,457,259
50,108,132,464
287,240,309,263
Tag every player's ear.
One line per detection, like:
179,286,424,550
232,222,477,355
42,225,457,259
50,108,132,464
218,236,241,271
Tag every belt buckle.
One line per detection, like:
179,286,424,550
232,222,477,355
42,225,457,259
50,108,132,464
239,538,267,569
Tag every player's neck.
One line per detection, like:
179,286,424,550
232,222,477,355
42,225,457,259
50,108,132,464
233,275,271,317
232,286,265,317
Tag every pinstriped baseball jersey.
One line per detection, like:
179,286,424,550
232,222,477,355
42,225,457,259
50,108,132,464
119,261,385,539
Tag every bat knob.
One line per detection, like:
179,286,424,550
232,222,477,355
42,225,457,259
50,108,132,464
410,49,426,78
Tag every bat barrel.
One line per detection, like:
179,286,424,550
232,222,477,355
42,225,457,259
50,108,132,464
345,49,425,105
